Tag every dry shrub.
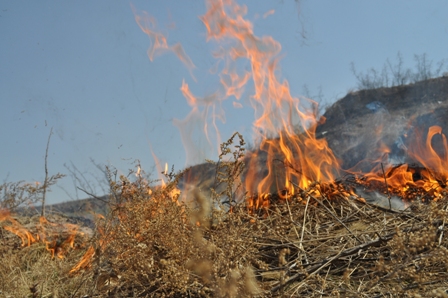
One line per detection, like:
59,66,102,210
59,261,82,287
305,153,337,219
3,176,448,297
86,172,263,297
0,235,91,297
88,180,262,297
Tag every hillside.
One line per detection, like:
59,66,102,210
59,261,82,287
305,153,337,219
39,76,448,218
316,75,448,171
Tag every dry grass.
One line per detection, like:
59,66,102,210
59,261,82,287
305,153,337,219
2,182,448,297
2,136,448,297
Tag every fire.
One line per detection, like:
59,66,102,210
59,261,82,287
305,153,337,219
0,209,36,247
38,216,81,259
199,0,340,196
131,4,195,71
408,125,448,185
70,246,95,274
360,125,448,200
68,0,448,277
0,209,83,258
130,0,448,212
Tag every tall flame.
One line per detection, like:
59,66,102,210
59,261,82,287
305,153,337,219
200,0,340,195
134,1,448,203
132,0,341,196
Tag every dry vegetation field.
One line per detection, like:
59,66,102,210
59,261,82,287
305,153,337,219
3,76,448,296
2,146,448,297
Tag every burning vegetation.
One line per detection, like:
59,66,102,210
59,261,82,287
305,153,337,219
2,0,448,297
3,112,448,296
3,135,448,296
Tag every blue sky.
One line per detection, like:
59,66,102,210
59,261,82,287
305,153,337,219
1,1,447,204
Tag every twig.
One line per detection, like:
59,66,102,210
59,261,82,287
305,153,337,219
291,245,347,296
438,204,448,245
291,181,363,244
299,194,311,264
381,163,392,210
42,127,53,217
76,187,111,205
271,233,394,292
285,196,300,239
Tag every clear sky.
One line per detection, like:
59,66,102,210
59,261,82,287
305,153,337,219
1,1,447,204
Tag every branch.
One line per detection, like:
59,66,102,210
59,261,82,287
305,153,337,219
42,127,53,217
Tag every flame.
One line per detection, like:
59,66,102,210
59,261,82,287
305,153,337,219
134,1,342,202
68,1,448,276
71,223,109,275
135,0,447,208
71,171,183,274
263,9,275,19
359,125,448,199
200,0,340,196
70,246,95,274
173,80,225,165
131,4,195,72
38,216,80,259
0,209,83,258
0,209,36,247
408,125,448,185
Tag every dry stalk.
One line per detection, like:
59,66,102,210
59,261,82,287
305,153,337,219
41,127,53,217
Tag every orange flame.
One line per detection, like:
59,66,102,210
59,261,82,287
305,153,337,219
0,209,83,258
361,125,448,199
70,246,95,274
131,4,195,72
38,216,80,259
200,0,340,196
408,125,448,184
0,209,36,247
135,1,447,207
71,225,108,274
